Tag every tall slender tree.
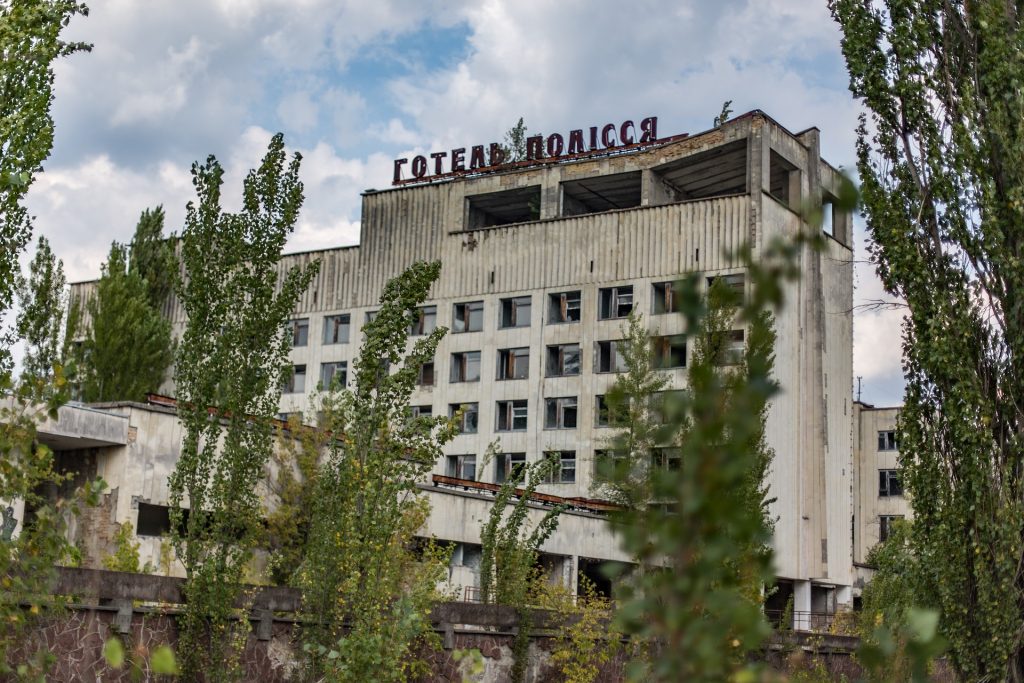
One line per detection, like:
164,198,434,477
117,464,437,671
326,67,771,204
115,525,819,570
831,1,1024,678
15,235,67,391
128,205,176,310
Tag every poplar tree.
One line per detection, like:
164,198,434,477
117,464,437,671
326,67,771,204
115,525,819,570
831,1,1024,677
81,241,172,402
169,133,318,681
127,205,176,310
15,235,67,390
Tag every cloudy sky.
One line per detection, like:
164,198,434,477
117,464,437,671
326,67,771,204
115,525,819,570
23,0,904,406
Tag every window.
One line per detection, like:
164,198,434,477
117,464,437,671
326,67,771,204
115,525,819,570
595,395,626,427
651,447,682,471
320,361,347,390
548,290,581,324
496,400,528,431
497,347,529,380
418,361,435,387
878,430,898,451
453,301,484,333
561,171,642,216
284,365,306,394
879,469,903,497
652,335,687,369
712,330,745,366
652,281,682,314
544,451,576,484
546,343,581,377
410,306,437,336
707,273,746,295
410,405,433,419
879,515,904,543
594,449,626,484
495,452,526,484
598,285,633,320
596,340,627,373
650,390,686,425
365,310,379,324
450,351,481,383
287,319,309,347
446,454,477,481
449,403,479,434
500,296,531,328
545,397,578,429
322,314,350,344
466,186,541,229
137,502,180,537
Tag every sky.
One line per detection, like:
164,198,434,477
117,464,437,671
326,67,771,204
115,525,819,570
22,0,905,406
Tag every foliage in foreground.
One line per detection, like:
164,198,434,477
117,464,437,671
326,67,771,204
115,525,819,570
831,1,1024,678
169,133,319,682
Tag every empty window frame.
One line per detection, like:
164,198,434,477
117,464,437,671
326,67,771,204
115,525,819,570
543,451,577,484
560,171,642,217
450,351,481,383
497,347,530,380
879,514,904,543
548,290,581,324
707,273,746,299
598,285,634,320
595,394,626,427
879,469,903,497
878,430,898,451
446,454,477,481
284,365,306,394
769,150,802,208
287,319,309,347
593,449,626,484
545,397,578,430
449,402,479,434
496,399,528,432
652,281,683,315
650,390,686,425
546,343,581,377
365,310,379,324
711,330,745,366
137,502,184,537
410,306,437,336
453,301,484,333
651,447,682,471
320,361,347,390
410,405,433,419
465,186,542,229
418,361,435,387
495,452,527,484
596,340,627,373
500,296,531,328
323,314,351,345
652,335,687,369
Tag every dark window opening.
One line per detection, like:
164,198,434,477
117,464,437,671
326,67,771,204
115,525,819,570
323,314,350,345
410,306,437,336
284,365,306,394
453,301,484,333
548,290,581,324
596,340,627,373
649,140,748,203
769,150,801,208
546,343,581,377
497,347,529,380
544,397,578,430
879,469,903,497
496,400,528,431
410,405,432,419
320,361,347,390
543,451,576,483
137,502,188,537
418,361,435,387
652,281,682,314
879,515,904,543
878,430,898,451
495,453,526,484
652,335,687,369
466,186,542,229
450,351,481,383
446,454,477,481
561,171,642,217
449,403,479,434
500,296,531,328
598,286,633,320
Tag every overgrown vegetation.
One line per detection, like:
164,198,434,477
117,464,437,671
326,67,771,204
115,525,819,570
102,522,152,574
296,260,453,683
830,1,1024,677
169,133,319,681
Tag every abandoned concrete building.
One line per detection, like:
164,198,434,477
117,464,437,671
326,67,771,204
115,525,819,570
60,110,876,622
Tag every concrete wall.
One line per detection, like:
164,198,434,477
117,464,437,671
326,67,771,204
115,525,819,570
852,403,910,565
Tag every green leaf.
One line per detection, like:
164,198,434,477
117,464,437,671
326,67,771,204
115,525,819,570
103,638,125,669
150,645,178,674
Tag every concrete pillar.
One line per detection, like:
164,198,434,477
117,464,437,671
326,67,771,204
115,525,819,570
793,580,812,631
836,585,853,609
567,555,580,596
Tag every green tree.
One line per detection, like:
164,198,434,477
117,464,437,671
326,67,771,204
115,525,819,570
81,241,173,402
15,235,67,392
128,205,177,310
297,260,453,683
503,117,529,163
169,132,319,682
831,1,1024,677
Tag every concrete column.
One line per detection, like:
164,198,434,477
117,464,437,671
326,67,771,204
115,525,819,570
793,580,812,631
567,555,580,596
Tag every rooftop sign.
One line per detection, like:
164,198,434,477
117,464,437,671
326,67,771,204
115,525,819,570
392,116,659,185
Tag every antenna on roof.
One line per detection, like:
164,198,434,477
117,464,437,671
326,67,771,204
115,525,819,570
856,376,863,402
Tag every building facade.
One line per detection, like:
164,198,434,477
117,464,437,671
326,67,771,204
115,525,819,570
69,111,857,612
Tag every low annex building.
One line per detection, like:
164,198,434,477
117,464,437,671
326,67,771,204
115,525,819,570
67,110,862,619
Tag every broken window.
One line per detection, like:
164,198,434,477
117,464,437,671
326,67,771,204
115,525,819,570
879,469,903,497
496,399,528,431
546,343,581,377
769,150,801,208
323,314,350,345
652,281,683,315
495,452,527,484
446,454,477,481
548,290,581,324
453,301,484,333
650,447,682,471
409,306,437,336
543,451,577,484
450,351,481,383
497,347,529,380
649,140,748,202
410,405,433,419
544,397,578,430
418,361,435,387
598,285,633,320
320,361,347,390
652,335,687,369
449,402,479,434
500,296,531,328
594,449,626,484
560,171,642,217
878,430,898,451
879,514,904,543
466,186,542,229
596,340,627,373
137,502,185,537
283,365,306,393
287,319,309,347
595,394,626,427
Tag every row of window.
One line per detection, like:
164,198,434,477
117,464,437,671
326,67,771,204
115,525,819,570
284,275,747,347
444,447,683,486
